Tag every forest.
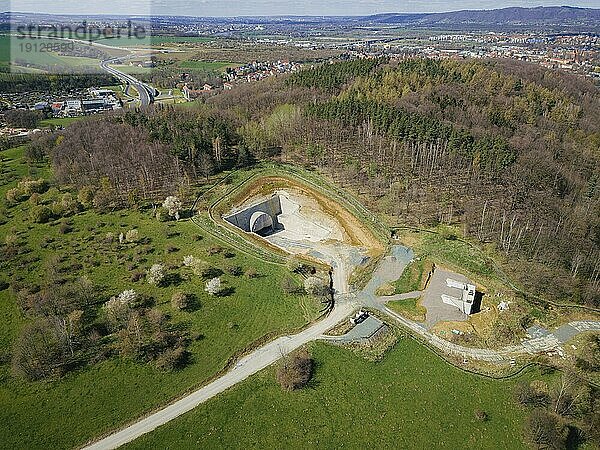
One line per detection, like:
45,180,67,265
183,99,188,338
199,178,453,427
0,73,116,93
33,57,600,307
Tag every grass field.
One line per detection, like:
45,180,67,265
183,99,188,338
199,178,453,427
387,297,427,322
0,146,321,449
0,34,9,66
393,257,433,294
8,36,100,70
125,339,546,449
399,228,495,281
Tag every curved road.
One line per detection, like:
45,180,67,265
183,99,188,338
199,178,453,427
83,246,599,449
84,298,357,450
100,58,157,107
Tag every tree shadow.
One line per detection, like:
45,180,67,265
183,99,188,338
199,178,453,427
202,268,224,280
164,272,183,287
184,293,201,312
217,287,236,297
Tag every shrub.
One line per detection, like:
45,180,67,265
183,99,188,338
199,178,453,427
226,265,243,276
523,409,567,450
276,350,313,391
58,221,72,234
155,346,188,372
171,291,190,310
207,245,223,256
474,409,488,421
103,289,138,329
18,178,49,196
5,187,25,204
11,319,68,381
205,277,222,296
155,207,171,222
166,245,179,254
77,186,95,208
182,255,197,267
245,267,258,279
130,271,145,282
58,193,80,216
125,229,140,243
304,276,331,296
147,263,166,286
24,143,46,163
514,381,550,407
30,205,53,224
28,192,40,205
191,259,221,279
162,196,182,220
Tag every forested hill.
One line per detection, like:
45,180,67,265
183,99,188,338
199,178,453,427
39,57,600,307
282,58,600,306
366,6,600,28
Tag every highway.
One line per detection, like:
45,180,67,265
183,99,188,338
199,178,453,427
100,58,158,107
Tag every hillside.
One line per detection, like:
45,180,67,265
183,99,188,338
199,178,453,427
367,6,600,28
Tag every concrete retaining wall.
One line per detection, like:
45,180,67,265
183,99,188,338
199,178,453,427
224,195,282,232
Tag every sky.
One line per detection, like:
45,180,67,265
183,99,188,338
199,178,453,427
4,0,600,17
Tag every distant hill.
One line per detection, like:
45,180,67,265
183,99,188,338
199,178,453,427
367,6,600,27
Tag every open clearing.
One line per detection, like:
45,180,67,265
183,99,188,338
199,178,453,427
0,147,321,449
124,339,545,449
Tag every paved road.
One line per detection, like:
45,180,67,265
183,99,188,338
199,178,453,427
100,58,156,107
362,247,600,362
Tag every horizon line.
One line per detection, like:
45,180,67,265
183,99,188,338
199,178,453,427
3,5,600,21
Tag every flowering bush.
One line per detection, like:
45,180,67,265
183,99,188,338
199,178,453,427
205,277,222,295
163,196,182,220
147,263,166,286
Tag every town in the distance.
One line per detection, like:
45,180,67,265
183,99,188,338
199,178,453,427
1,4,599,450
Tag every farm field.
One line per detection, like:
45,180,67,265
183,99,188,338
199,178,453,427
90,35,214,47
9,36,101,72
125,339,545,449
0,145,321,449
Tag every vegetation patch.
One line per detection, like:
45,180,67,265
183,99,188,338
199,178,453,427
0,145,323,449
393,257,434,294
387,298,427,322
276,348,313,391
124,340,554,449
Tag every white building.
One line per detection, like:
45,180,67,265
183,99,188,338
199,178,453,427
441,278,476,315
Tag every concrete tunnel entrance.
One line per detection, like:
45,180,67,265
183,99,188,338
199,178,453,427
249,211,274,234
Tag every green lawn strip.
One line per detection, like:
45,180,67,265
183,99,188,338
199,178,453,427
393,257,431,294
125,339,543,449
387,297,427,322
0,146,321,449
